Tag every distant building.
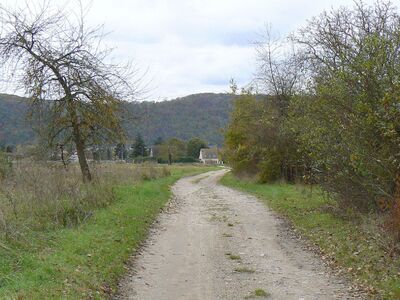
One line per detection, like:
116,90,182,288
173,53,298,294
68,152,79,163
199,148,221,164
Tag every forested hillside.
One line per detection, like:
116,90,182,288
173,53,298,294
0,93,234,146
0,94,35,145
124,93,234,145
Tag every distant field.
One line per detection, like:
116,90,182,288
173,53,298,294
0,163,217,299
220,172,400,299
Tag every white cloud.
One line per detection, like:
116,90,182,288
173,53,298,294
4,0,379,100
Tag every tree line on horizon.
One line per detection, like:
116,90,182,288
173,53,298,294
113,135,209,164
1,133,210,165
224,0,400,239
0,92,233,148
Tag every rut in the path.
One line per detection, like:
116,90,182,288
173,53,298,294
115,169,360,300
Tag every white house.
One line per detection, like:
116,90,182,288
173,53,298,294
199,148,221,164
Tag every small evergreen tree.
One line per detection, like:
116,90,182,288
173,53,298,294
133,134,146,157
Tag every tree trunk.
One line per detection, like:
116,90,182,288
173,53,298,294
280,161,284,181
389,171,400,241
75,135,92,182
168,147,172,165
66,98,92,183
395,172,400,202
60,144,67,170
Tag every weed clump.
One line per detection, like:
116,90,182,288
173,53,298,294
234,267,255,273
245,288,270,298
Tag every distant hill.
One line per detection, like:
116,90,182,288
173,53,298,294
0,94,35,146
124,93,234,145
0,93,235,146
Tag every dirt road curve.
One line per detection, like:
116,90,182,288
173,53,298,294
116,169,359,300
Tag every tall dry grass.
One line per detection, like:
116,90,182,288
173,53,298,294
0,160,170,240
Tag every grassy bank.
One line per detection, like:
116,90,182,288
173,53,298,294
0,164,216,299
220,172,400,299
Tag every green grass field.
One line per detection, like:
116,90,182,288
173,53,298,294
0,165,216,299
220,172,400,299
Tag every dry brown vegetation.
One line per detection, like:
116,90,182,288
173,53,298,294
0,161,170,240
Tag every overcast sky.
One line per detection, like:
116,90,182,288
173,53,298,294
5,0,378,101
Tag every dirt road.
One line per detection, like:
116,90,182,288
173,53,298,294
117,169,359,300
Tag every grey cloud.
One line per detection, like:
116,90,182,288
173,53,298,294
8,0,378,100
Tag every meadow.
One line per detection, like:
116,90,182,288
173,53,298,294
0,161,215,298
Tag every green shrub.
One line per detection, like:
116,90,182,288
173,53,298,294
156,157,199,164
174,156,198,163
257,150,282,183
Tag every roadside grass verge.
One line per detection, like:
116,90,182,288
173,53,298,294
220,172,400,299
0,165,216,299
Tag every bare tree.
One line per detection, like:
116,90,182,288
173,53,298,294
292,0,400,100
255,25,304,116
0,2,140,182
253,26,305,182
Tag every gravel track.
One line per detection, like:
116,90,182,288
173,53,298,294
116,169,361,300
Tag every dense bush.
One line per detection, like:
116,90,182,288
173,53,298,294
175,156,199,163
290,1,400,211
225,1,400,215
224,93,301,183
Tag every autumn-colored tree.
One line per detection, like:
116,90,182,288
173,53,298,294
224,93,286,182
226,1,400,214
289,0,400,209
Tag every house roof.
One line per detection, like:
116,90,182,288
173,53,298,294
200,148,218,159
